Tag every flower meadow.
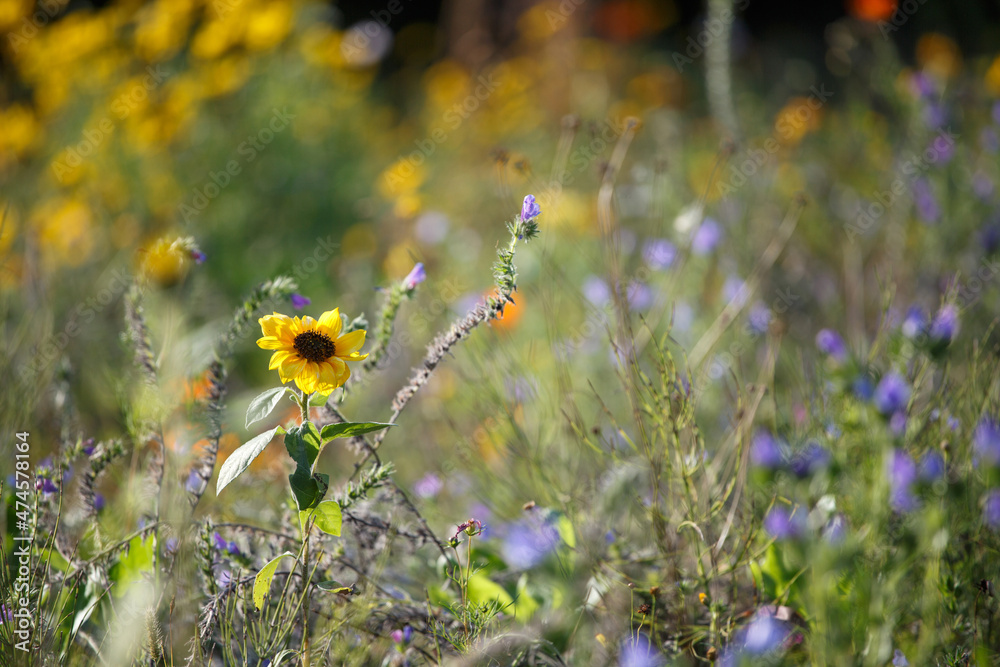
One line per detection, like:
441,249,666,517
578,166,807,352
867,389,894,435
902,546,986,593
2,1,1000,665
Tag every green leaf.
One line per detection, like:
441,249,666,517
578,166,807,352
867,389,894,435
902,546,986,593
253,551,295,611
289,471,329,511
217,426,284,495
319,421,394,443
284,423,324,473
309,391,330,408
467,571,514,610
299,500,342,536
245,387,289,429
316,580,352,594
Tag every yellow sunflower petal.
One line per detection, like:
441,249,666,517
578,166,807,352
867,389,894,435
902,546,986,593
269,350,293,370
334,329,366,356
325,356,347,383
257,336,292,350
338,361,352,385
259,312,292,337
278,355,307,383
319,308,342,339
318,308,341,338
300,315,318,331
316,361,341,393
295,374,317,394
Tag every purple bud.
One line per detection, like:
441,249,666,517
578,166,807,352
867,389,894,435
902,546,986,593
973,418,1000,468
191,250,207,264
888,449,919,513
928,304,959,346
93,493,105,511
520,194,541,222
852,376,874,400
919,450,945,481
618,633,664,667
912,179,940,224
901,307,927,339
403,262,426,290
763,506,804,540
790,442,830,478
213,532,228,551
893,649,910,667
403,625,413,643
290,293,311,310
82,438,96,456
165,537,179,556
815,329,847,361
743,611,791,655
691,218,722,255
413,473,442,499
390,629,404,644
873,372,910,416
642,239,676,270
750,431,785,470
983,489,1000,530
747,302,771,336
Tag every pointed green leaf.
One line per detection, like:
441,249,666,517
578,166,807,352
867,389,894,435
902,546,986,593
309,391,331,408
217,426,284,495
284,422,324,472
253,551,295,611
299,500,342,536
246,387,289,429
319,421,394,443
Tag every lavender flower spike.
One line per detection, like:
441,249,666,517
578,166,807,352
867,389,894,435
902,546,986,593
520,194,541,222
403,262,426,290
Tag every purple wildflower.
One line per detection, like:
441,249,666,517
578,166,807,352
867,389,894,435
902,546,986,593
213,532,228,551
853,376,874,400
190,249,207,264
750,431,785,470
919,450,945,481
82,438,96,456
582,275,611,306
981,127,999,154
973,172,995,199
816,329,847,361
520,194,541,222
36,477,58,495
403,262,426,290
413,473,442,499
501,512,560,569
627,282,653,311
973,418,1000,468
743,610,791,654
889,411,908,436
619,633,664,667
928,304,959,347
185,469,203,494
922,103,947,130
909,72,935,99
893,649,910,667
691,218,722,255
873,372,910,416
823,514,847,544
290,293,311,310
901,307,927,339
642,239,677,270
747,302,771,336
165,537,179,556
912,179,940,223
983,489,1000,530
763,507,804,540
888,449,919,513
790,442,831,478
93,493,105,512
0,604,12,624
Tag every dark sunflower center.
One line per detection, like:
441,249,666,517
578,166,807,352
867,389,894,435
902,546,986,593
293,330,336,363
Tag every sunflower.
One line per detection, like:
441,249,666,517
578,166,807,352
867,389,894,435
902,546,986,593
256,308,368,395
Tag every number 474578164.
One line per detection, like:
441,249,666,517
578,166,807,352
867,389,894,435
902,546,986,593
14,432,31,506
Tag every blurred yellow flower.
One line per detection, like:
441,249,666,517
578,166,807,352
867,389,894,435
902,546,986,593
35,198,95,268
257,308,368,395
916,33,962,81
774,96,823,146
986,54,1000,96
0,104,39,159
139,236,192,286
243,1,292,51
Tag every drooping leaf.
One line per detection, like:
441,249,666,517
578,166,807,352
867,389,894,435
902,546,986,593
299,500,342,536
289,470,329,511
253,551,295,611
217,426,284,495
245,387,289,429
319,421,394,443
